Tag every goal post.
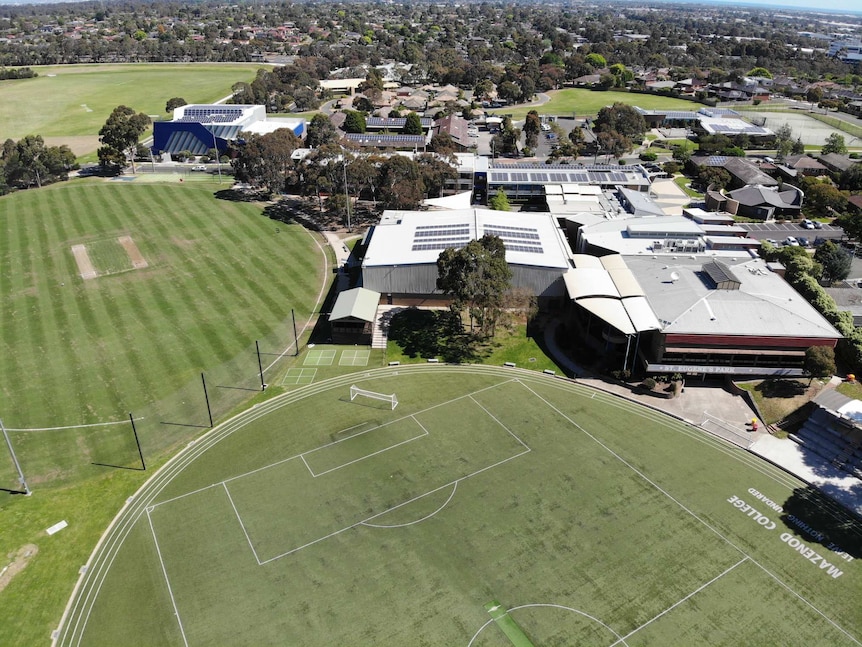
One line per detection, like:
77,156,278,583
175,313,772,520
349,385,398,410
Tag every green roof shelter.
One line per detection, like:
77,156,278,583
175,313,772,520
329,288,380,344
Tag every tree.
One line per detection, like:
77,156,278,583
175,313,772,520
436,235,512,337
2,135,75,189
489,189,511,211
805,182,848,217
698,166,731,190
774,124,794,161
428,131,456,155
585,53,607,68
98,105,150,172
379,155,422,209
165,97,187,113
597,130,632,161
523,110,541,150
305,113,338,148
343,110,366,134
822,133,847,156
747,67,772,79
838,164,862,192
804,346,836,384
230,129,300,196
416,154,457,199
403,112,423,136
594,103,646,140
814,240,852,284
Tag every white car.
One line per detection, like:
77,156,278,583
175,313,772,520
785,236,800,246
191,165,207,172
541,123,551,132
801,219,815,229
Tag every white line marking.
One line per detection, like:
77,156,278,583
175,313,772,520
468,394,530,452
610,558,748,645
362,482,459,529
299,453,313,477
519,381,862,646
306,423,428,477
223,483,261,565
6,418,144,432
146,509,189,647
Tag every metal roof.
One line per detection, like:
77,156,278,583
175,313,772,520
329,288,380,323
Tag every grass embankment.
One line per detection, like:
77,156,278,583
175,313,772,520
736,379,825,425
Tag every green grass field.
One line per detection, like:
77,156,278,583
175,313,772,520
489,88,702,120
0,179,328,645
0,63,267,145
56,366,862,646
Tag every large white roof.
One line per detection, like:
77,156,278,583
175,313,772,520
624,255,842,339
364,209,570,270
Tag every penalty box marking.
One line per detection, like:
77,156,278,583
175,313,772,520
230,395,532,565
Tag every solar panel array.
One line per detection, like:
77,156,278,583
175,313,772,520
483,224,544,254
411,223,471,251
178,108,243,123
708,123,770,135
345,133,426,146
366,117,433,128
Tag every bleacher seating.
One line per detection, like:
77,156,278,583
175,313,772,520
791,396,862,479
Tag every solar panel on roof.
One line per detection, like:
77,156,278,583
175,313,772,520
530,173,549,182
549,173,568,182
490,172,508,182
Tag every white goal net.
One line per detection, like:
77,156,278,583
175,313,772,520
349,385,398,410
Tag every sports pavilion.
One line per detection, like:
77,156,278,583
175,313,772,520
152,104,305,158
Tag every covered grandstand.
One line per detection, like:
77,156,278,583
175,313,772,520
152,104,305,157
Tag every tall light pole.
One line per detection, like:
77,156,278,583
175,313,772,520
343,158,351,231
210,125,222,183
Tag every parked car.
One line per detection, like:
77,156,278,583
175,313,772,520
191,165,207,172
784,236,800,246
801,219,815,229
797,236,810,247
813,220,824,229
764,238,779,246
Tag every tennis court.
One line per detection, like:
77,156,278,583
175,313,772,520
279,368,317,386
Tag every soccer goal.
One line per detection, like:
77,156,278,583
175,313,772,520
349,385,398,410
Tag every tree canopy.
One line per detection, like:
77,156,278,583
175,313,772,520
1,135,75,191
97,105,150,172
165,97,187,113
822,133,847,156
230,129,300,196
436,235,512,337
305,113,339,148
814,240,852,284
403,112,424,136
594,103,646,140
804,346,836,384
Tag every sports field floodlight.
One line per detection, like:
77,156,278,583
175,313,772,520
1,418,31,495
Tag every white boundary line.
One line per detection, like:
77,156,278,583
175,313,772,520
469,395,531,452
222,483,261,565
5,418,144,432
304,418,428,478
517,380,862,646
467,602,627,647
146,508,189,647
279,367,317,387
362,482,459,529
56,366,862,647
609,557,749,646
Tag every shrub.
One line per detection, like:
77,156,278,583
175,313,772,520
639,150,658,162
641,377,657,390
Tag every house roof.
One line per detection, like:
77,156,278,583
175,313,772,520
329,288,380,323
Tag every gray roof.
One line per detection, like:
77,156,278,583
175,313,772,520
819,153,859,172
622,255,842,339
329,287,380,322
727,185,798,208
